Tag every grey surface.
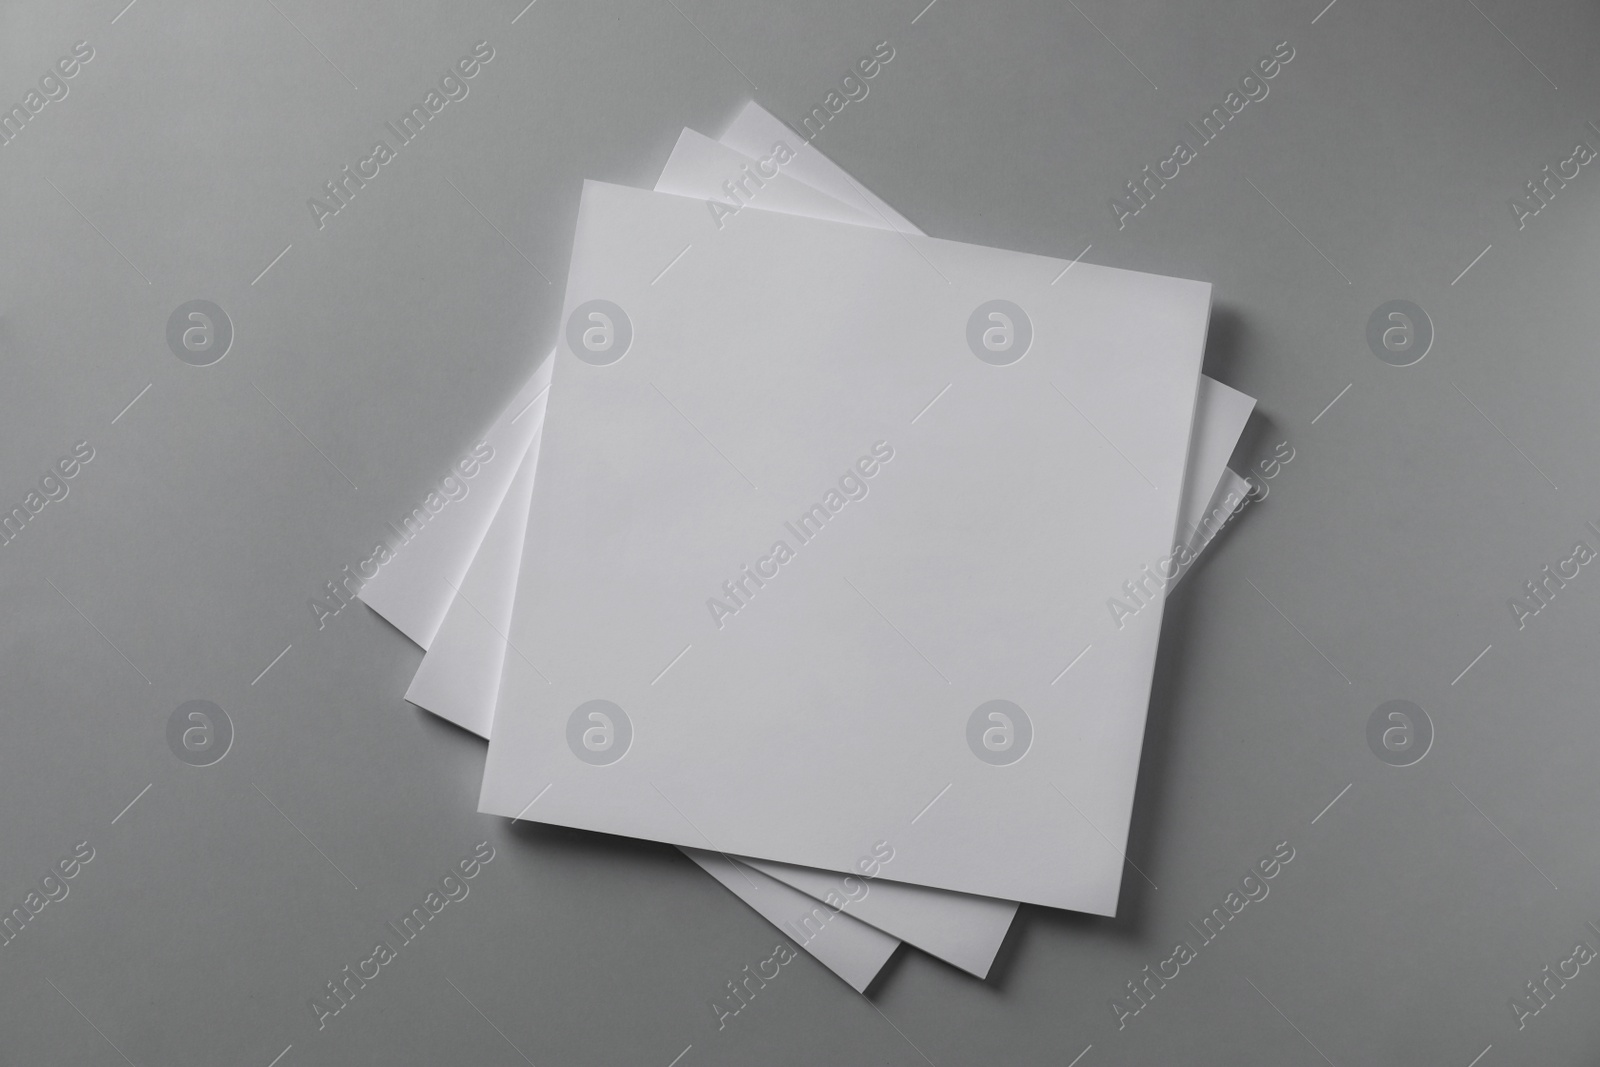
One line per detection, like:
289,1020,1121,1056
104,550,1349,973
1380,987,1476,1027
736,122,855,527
1,0,1597,1064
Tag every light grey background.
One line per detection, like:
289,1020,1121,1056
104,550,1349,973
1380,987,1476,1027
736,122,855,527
1,0,1597,1063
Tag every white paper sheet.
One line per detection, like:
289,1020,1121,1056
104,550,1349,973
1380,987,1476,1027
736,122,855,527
738,855,1013,978
685,850,898,993
481,179,1211,913
1178,377,1255,541
413,112,1253,972
657,129,881,230
1184,468,1254,562
719,101,918,234
406,418,543,737
360,358,553,650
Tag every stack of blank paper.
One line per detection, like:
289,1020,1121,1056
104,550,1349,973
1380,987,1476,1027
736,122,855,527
363,102,1257,992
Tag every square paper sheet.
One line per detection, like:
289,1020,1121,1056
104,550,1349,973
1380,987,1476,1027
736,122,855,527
480,178,1211,913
